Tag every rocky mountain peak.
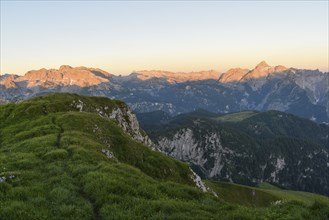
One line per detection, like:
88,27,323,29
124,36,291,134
218,61,290,83
255,61,270,69
242,61,289,81
59,65,73,72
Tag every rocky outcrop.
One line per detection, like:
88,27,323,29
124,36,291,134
108,107,153,147
190,168,208,192
69,98,153,147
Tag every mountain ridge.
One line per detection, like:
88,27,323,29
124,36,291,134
2,61,326,86
1,61,328,124
137,109,329,196
1,65,112,88
131,69,221,83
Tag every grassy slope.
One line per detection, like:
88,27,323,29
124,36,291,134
206,181,280,207
0,94,328,219
257,183,329,206
207,181,329,207
216,111,257,122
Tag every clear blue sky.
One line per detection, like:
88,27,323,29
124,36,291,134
1,1,328,75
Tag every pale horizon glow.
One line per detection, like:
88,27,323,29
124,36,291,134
1,1,328,75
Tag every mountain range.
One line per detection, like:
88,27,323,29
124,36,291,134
1,61,328,124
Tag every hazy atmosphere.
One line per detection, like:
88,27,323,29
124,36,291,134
1,1,328,75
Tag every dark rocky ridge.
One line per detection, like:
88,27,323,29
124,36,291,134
137,109,329,196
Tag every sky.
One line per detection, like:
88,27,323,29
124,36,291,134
1,1,328,75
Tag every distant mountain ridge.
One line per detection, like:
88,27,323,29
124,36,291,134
132,69,221,83
0,61,302,85
1,61,328,123
219,61,289,83
1,65,112,88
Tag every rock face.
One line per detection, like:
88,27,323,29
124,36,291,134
1,61,328,123
158,129,232,179
108,107,153,146
218,68,249,83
